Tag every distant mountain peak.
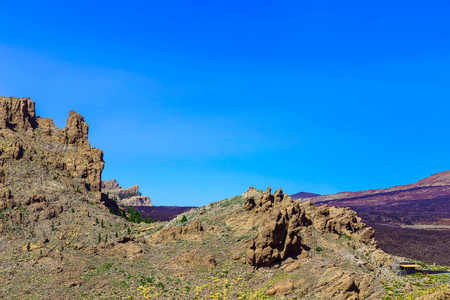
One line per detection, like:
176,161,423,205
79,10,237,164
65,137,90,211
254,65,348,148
289,191,321,200
102,179,152,206
415,170,450,187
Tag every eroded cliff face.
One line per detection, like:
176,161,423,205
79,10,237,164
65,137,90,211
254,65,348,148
241,187,380,268
244,188,311,267
154,187,396,299
0,97,36,131
101,179,153,206
0,97,105,202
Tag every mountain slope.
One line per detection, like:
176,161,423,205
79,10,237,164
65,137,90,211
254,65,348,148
294,171,450,265
290,191,321,200
1,97,448,299
307,171,450,226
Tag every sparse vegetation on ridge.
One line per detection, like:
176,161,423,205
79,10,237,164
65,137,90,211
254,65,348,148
0,97,448,299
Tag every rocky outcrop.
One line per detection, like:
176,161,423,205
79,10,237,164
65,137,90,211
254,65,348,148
167,249,217,271
147,220,205,244
102,179,120,190
0,97,105,198
0,97,36,130
244,187,311,267
55,111,90,148
62,147,104,193
103,240,143,260
312,204,377,247
242,186,264,200
123,196,153,206
102,179,152,206
241,187,380,268
0,189,14,210
314,270,381,300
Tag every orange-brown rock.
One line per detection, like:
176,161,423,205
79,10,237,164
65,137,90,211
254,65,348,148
0,97,36,130
167,249,217,271
311,204,377,247
314,269,384,300
147,220,205,244
12,141,24,159
103,241,143,260
245,187,311,267
36,117,56,128
55,111,90,148
63,147,104,193
266,279,295,296
0,189,14,210
0,97,105,199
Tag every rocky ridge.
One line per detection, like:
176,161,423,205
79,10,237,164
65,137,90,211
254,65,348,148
307,171,450,207
1,97,447,299
0,97,104,195
295,171,450,265
160,187,398,299
101,179,152,206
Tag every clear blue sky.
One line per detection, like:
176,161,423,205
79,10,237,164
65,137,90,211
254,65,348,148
1,1,450,206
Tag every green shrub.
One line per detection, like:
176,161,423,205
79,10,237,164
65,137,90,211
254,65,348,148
144,214,153,224
339,233,352,240
315,246,323,252
156,282,165,289
126,207,143,223
180,214,187,224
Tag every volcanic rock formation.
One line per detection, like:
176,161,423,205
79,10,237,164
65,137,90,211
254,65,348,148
1,97,445,299
0,96,37,130
244,188,311,267
242,187,379,268
0,97,105,202
297,171,450,265
101,179,152,206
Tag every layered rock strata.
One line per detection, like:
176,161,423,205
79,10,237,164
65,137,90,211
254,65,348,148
102,179,152,206
0,97,105,200
0,97,36,130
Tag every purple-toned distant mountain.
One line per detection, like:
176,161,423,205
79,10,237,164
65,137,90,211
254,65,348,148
132,206,197,222
290,191,321,200
294,171,450,265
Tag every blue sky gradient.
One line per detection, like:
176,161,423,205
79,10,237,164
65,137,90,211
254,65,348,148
1,1,450,206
